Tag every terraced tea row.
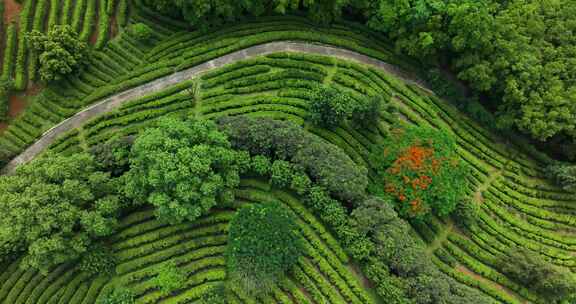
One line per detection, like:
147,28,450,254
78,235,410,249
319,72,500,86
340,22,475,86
43,51,576,304
0,180,373,304
0,0,132,91
0,16,416,165
1,15,575,304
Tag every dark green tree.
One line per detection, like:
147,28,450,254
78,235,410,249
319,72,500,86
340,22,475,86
124,117,249,224
497,248,576,302
78,243,117,276
350,95,385,128
26,25,88,82
351,197,491,304
218,116,368,203
545,164,576,192
90,136,133,177
226,202,303,294
0,153,122,273
199,285,227,304
308,84,356,129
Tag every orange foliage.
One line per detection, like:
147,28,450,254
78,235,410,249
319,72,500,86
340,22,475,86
384,144,446,216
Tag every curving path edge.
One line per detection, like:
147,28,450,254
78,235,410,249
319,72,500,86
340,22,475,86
3,41,431,173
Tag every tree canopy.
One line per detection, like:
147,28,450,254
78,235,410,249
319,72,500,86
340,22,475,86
350,197,491,304
0,153,122,273
307,84,385,129
226,202,303,294
143,0,344,28
218,116,368,204
361,0,576,142
372,126,468,219
143,0,576,145
124,117,249,224
497,248,576,302
26,25,88,82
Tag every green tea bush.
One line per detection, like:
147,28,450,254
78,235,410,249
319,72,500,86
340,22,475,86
97,286,135,304
128,23,153,43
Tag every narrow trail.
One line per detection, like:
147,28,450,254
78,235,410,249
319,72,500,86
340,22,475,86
3,41,430,173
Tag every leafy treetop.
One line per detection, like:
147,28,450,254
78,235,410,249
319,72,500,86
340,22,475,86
124,117,249,224
26,25,88,82
0,153,122,273
226,202,303,294
372,126,468,219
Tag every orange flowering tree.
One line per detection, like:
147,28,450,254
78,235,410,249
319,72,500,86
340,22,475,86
371,126,468,220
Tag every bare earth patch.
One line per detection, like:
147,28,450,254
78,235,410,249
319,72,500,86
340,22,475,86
0,94,26,132
4,0,21,23
0,84,42,133
89,29,98,45
110,15,119,38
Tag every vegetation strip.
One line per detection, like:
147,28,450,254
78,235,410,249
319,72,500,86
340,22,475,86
3,41,428,173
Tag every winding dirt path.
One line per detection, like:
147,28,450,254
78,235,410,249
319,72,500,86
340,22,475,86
3,41,430,173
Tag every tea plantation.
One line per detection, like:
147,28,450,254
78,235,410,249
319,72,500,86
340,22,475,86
1,1,575,304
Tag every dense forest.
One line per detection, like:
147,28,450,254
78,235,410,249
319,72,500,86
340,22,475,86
143,0,576,156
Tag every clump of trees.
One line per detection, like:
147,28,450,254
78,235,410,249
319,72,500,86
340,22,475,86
308,84,385,129
0,153,122,273
363,0,576,143
218,116,368,204
143,0,344,28
124,117,249,224
545,164,576,192
226,202,303,294
497,248,576,302
26,25,88,82
372,126,468,219
351,197,491,304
